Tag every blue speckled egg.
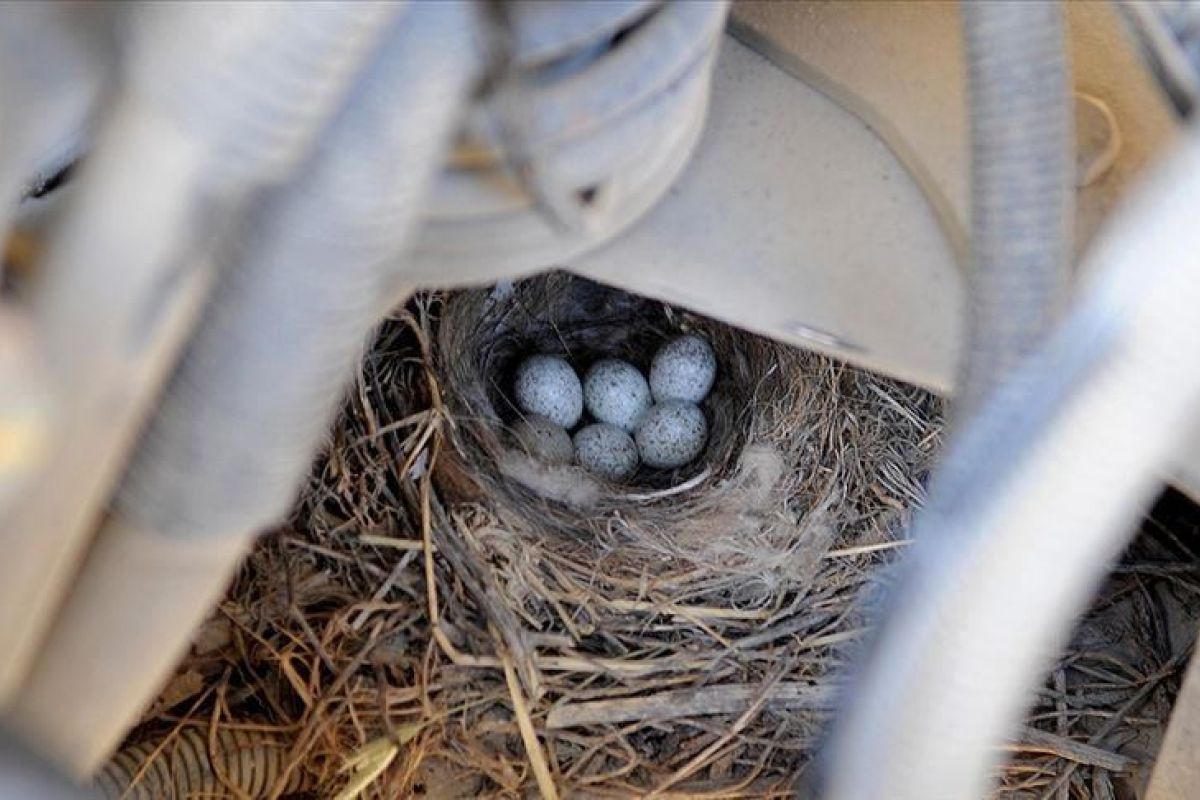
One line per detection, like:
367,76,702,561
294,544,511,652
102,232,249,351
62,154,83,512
574,423,639,481
583,359,652,433
649,335,716,404
513,355,583,429
635,400,707,469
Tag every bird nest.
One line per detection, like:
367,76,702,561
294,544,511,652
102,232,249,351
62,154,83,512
114,271,1200,799
304,271,943,797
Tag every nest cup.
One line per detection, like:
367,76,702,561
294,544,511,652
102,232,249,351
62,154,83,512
431,269,943,598
408,272,944,791
435,273,849,561
437,274,756,503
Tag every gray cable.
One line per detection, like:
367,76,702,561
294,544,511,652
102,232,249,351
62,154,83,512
121,1,405,194
826,128,1200,800
411,0,728,284
117,2,483,540
956,1,1074,418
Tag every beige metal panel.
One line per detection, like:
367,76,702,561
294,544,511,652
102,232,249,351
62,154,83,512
573,36,963,393
1067,1,1181,250
730,0,971,264
730,0,1178,259
1148,619,1200,798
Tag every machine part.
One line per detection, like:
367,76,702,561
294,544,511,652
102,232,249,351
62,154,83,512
0,3,112,257
9,524,250,783
574,35,963,389
0,730,92,800
1147,617,1200,798
120,2,405,194
1120,1,1200,118
115,2,482,542
826,127,1200,800
506,0,659,67
0,0,400,709
728,2,1177,274
1075,92,1122,188
8,1,483,776
406,0,729,286
571,1,1175,396
96,727,309,799
0,308,50,510
955,1,1073,418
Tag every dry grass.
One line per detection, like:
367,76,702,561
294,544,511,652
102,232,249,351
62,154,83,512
110,273,1199,799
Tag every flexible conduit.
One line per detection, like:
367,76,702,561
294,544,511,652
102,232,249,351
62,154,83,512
0,1,401,705
7,1,480,777
827,128,1200,799
956,1,1074,417
117,1,482,540
411,0,728,284
95,729,310,800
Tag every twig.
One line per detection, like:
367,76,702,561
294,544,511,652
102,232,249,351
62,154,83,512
503,655,560,800
645,669,786,797
1005,727,1135,773
359,534,433,552
546,682,832,729
1036,645,1192,799
824,540,912,558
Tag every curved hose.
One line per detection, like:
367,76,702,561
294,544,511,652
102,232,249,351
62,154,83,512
95,728,310,799
826,128,1200,799
7,2,483,777
119,0,482,540
957,1,1074,417
411,0,727,284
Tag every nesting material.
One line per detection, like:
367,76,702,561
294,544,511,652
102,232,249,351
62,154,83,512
126,270,1199,799
384,272,948,792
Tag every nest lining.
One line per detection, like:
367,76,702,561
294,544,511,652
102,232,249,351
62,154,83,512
432,273,877,581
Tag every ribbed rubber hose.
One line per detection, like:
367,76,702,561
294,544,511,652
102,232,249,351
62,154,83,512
0,2,110,227
826,129,1200,800
95,729,310,799
956,1,1074,418
116,1,482,540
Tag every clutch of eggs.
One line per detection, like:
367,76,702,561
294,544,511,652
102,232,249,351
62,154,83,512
511,336,715,479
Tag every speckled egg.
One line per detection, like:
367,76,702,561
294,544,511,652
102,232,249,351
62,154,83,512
583,358,652,432
512,414,574,465
513,355,583,429
635,400,707,469
574,423,639,481
649,335,717,404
